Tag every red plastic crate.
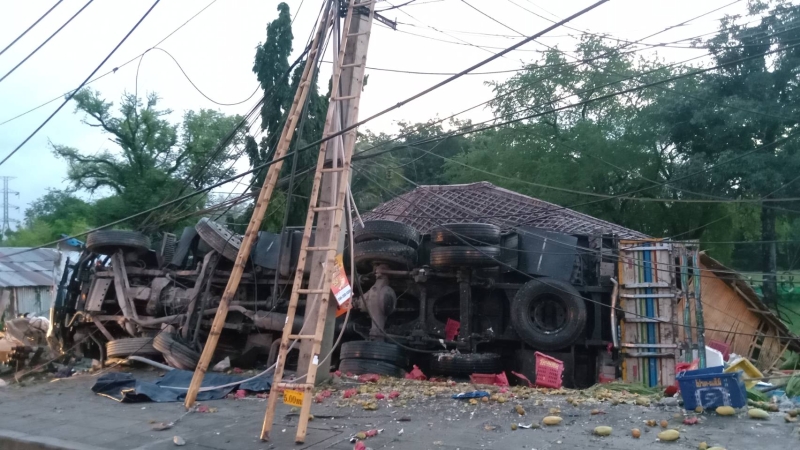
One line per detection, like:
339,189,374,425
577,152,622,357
469,373,496,385
707,340,731,361
534,352,564,389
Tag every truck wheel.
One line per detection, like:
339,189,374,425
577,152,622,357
430,223,501,246
429,352,502,376
354,220,421,249
339,358,406,378
87,230,151,255
510,278,587,351
353,240,416,271
195,217,242,262
153,332,200,370
340,341,408,367
106,337,160,358
430,246,501,268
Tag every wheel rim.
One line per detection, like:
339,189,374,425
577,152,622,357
529,294,568,335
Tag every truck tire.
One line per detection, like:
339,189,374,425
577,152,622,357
153,332,200,370
106,337,160,358
353,240,416,271
429,352,502,376
430,246,501,268
339,358,405,378
340,341,408,367
195,217,241,262
87,230,151,255
354,220,421,249
510,278,587,351
430,223,501,246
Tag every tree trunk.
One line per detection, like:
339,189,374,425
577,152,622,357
761,203,779,307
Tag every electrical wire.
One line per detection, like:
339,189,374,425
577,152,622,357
0,0,220,128
0,0,94,84
136,47,261,106
0,0,162,167
0,0,65,57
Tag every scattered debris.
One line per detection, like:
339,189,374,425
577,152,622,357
683,417,699,425
631,428,641,438
211,357,230,372
151,422,174,431
515,405,525,415
748,408,770,420
173,436,185,446
660,419,668,428
543,416,562,426
358,374,380,383
657,429,680,441
349,429,382,443
452,390,489,400
594,426,612,436
405,365,427,381
511,423,518,430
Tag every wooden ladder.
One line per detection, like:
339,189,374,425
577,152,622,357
260,0,376,443
182,2,333,409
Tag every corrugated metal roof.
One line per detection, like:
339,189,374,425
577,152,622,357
0,248,59,287
363,182,648,238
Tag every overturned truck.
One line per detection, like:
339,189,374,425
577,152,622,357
51,184,701,388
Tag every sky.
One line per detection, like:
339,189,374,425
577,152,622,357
0,0,749,227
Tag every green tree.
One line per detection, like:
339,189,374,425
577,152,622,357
658,0,800,304
4,190,93,246
51,89,244,231
246,2,330,229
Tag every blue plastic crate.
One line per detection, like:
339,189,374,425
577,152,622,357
676,366,747,410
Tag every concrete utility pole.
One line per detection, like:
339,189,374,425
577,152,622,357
295,1,373,383
1,176,19,234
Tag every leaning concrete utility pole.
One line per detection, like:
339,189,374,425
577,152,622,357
182,5,332,409
261,0,377,443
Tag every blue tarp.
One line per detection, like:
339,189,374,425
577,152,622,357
91,370,272,403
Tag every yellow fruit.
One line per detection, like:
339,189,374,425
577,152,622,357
645,419,657,427
543,416,563,426
785,415,798,423
748,408,770,420
657,429,680,441
515,405,526,415
695,406,704,413
591,409,601,415
635,397,651,406
788,409,798,418
511,423,518,430
549,407,561,415
660,419,669,428
631,428,641,439
707,447,726,450
594,426,612,436
715,406,735,416
698,442,708,450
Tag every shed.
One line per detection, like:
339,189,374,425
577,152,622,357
698,253,800,370
0,248,63,317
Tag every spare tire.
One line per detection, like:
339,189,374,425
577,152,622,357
354,220,421,249
106,337,160,358
430,223,501,246
339,358,405,378
87,230,151,255
430,246,501,268
153,332,200,370
510,278,587,351
340,341,408,367
195,217,242,262
429,352,502,377
354,240,417,271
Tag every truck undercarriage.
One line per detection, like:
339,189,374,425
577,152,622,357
50,218,621,387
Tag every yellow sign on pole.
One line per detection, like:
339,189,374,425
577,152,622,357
283,389,304,407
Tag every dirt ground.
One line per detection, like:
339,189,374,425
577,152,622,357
1,366,799,450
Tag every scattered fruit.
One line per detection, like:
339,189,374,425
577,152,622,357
708,447,726,450
543,416,563,426
788,409,798,418
549,407,561,415
636,397,651,406
716,406,735,416
591,409,601,415
748,408,770,420
785,414,798,423
646,419,657,427
594,426,612,436
695,406,704,414
481,396,489,403
496,396,507,404
515,405,525,415
511,423,518,430
768,404,779,412
631,428,641,439
698,442,708,450
469,399,478,406
657,429,680,441
660,419,669,428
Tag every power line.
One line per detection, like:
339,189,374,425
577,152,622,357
0,0,95,84
136,47,261,106
0,0,161,167
0,0,220,128
0,0,65,57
